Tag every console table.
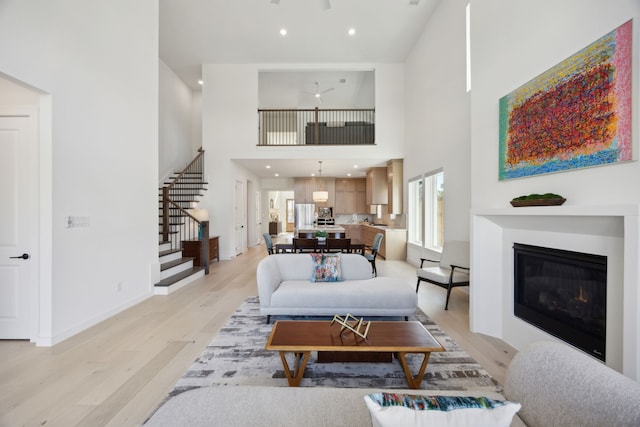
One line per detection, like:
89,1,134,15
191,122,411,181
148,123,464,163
181,236,220,266
269,222,280,236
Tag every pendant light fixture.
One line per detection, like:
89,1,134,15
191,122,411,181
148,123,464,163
312,161,329,203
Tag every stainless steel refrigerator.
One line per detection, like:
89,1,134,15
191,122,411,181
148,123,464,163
294,203,316,229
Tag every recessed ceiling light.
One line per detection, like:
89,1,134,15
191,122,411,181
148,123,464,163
348,28,356,36
198,79,203,85
274,173,280,177
280,28,287,36
347,173,352,177
311,173,316,177
353,165,359,168
266,165,271,169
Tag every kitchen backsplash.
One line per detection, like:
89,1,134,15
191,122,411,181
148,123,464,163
335,211,406,229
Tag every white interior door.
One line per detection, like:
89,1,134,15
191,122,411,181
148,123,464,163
255,190,262,245
0,114,38,339
234,181,247,255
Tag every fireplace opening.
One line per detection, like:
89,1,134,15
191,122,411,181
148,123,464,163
513,243,607,361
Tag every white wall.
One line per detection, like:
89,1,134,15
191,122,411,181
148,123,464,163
192,91,203,153
201,63,405,259
159,59,196,181
470,0,640,208
0,75,42,104
404,0,471,264
469,0,640,378
0,0,159,345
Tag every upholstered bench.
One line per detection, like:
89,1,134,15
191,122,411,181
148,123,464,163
256,253,417,322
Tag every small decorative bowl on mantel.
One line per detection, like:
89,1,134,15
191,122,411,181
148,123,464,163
510,193,566,207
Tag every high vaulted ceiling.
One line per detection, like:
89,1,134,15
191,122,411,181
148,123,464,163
159,0,441,179
160,0,441,90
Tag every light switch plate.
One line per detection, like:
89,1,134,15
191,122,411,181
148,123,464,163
65,216,90,228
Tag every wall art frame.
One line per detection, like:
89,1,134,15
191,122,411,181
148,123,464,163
499,19,633,180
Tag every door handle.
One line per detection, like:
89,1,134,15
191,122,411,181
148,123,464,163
10,253,29,260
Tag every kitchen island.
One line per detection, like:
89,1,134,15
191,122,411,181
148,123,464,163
296,225,346,238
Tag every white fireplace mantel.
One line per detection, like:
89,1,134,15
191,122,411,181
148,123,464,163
470,204,640,381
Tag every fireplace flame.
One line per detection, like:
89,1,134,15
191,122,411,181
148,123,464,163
575,286,588,303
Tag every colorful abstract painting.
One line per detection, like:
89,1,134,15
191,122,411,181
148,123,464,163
499,20,632,180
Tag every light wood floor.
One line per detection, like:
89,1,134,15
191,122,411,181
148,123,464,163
0,244,516,427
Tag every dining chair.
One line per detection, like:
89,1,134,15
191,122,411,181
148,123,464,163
293,237,318,253
262,233,274,255
325,238,351,253
364,233,383,276
415,240,470,310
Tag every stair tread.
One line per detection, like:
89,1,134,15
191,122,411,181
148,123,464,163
159,248,181,257
159,201,196,205
154,266,205,287
160,257,195,271
162,179,209,187
168,181,206,185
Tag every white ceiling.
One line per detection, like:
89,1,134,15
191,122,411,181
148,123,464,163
159,0,440,180
233,158,390,179
159,0,441,90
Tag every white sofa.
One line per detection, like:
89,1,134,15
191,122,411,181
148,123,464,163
256,253,418,322
147,341,640,426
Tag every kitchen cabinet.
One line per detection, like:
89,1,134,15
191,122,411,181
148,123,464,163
359,225,407,260
366,167,388,206
342,224,361,241
294,178,335,206
361,225,382,256
387,159,403,214
334,178,367,214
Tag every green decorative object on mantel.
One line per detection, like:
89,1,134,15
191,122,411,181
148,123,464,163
510,193,566,207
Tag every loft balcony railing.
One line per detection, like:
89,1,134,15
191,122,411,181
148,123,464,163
258,108,375,146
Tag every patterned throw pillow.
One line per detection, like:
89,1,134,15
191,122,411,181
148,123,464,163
364,393,521,427
310,253,342,282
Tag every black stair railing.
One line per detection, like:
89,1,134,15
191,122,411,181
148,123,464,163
160,148,209,273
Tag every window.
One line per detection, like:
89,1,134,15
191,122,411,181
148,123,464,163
408,178,424,246
408,170,444,251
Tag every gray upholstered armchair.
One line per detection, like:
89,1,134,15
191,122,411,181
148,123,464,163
263,233,274,255
415,240,470,310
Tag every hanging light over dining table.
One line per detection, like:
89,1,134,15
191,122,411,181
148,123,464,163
312,160,328,202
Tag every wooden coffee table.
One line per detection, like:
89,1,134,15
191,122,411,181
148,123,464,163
265,320,444,389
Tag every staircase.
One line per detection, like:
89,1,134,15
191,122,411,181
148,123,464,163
154,150,209,295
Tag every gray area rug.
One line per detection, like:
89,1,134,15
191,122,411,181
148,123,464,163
168,296,500,397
